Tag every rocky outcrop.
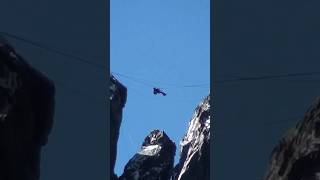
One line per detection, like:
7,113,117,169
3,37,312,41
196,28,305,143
264,97,320,180
110,74,210,180
110,75,127,180
119,130,176,180
0,37,55,180
173,95,210,180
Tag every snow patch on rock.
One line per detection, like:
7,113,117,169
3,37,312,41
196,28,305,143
138,145,162,156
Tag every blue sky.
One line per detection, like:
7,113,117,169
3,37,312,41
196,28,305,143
111,0,210,175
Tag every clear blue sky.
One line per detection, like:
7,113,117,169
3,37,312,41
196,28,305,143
111,0,210,175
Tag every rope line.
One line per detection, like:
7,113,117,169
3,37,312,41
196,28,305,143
214,116,302,135
215,72,320,83
6,31,320,89
112,72,209,89
0,31,209,89
0,31,107,70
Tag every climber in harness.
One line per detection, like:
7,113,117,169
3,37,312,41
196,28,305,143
153,87,166,96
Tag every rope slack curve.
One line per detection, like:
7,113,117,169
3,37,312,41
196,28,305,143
4,32,291,87
0,31,210,102
4,32,320,85
111,72,155,88
214,116,302,135
0,31,107,70
215,71,320,84
111,71,210,89
0,32,107,102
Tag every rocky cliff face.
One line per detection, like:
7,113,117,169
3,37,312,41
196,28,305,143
119,130,176,180
264,97,320,180
173,95,210,180
110,75,127,180
0,37,55,180
110,75,210,180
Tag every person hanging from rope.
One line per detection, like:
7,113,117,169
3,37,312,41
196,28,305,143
153,87,166,96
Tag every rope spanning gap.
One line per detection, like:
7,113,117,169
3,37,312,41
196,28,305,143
215,71,320,84
0,31,107,70
121,80,206,103
214,116,302,134
0,32,104,102
5,32,320,86
112,71,210,89
7,32,314,86
111,72,155,87
285,79,320,83
0,32,208,93
5,32,320,89
0,31,209,102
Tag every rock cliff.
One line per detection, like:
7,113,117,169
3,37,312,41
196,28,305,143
109,74,210,180
264,97,320,180
173,95,210,180
119,130,176,180
110,74,127,180
0,37,55,180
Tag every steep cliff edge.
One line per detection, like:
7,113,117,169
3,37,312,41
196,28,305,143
110,75,127,180
110,75,210,180
0,37,55,180
173,95,210,180
119,130,176,180
264,97,320,180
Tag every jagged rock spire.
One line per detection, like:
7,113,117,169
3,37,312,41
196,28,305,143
119,130,176,180
173,95,210,180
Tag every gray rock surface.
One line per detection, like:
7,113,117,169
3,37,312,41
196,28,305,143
264,97,320,180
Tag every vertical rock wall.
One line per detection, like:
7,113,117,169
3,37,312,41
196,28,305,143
0,37,55,180
110,75,127,180
173,95,210,180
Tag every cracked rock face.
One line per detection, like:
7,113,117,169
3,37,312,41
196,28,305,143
173,95,210,180
0,37,55,180
264,97,320,180
110,75,127,180
120,130,176,180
